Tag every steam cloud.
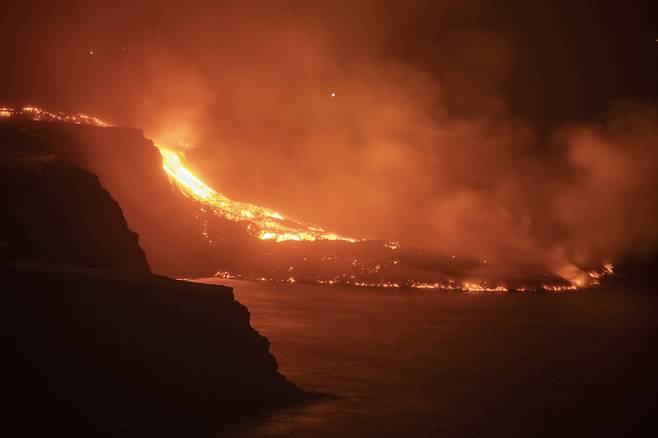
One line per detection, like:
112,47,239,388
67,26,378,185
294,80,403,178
1,0,656,278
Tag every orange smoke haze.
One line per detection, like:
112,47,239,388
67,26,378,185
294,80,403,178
1,0,657,279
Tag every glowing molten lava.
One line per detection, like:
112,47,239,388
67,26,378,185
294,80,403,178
0,106,110,126
157,146,359,243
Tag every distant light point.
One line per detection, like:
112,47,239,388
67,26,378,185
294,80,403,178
89,50,94,55
330,92,336,98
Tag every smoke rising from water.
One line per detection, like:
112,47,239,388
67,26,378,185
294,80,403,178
1,0,656,278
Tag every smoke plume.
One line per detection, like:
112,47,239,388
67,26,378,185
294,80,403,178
1,0,656,279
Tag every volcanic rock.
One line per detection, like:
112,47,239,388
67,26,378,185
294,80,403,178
3,261,307,436
0,128,308,436
0,160,150,273
0,119,216,276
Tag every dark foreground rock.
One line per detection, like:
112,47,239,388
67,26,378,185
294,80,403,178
0,160,150,273
3,261,308,437
0,119,214,276
0,148,308,436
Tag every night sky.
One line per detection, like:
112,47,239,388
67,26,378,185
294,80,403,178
1,0,656,128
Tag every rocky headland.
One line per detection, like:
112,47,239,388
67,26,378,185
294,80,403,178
1,119,308,436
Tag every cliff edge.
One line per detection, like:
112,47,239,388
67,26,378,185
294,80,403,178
0,160,150,273
1,125,308,436
4,261,307,436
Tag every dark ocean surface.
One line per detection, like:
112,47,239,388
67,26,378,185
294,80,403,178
197,279,658,437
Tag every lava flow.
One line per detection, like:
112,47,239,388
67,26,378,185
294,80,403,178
1,106,359,244
1,106,614,292
157,146,360,243
0,106,110,127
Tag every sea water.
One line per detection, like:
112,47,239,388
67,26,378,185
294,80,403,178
198,279,658,437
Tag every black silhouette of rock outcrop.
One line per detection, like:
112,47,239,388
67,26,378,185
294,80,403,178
1,119,308,436
4,261,306,436
0,160,150,273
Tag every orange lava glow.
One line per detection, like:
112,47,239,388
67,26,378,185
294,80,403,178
1,105,358,244
156,145,360,243
2,106,617,291
410,281,509,293
0,106,110,126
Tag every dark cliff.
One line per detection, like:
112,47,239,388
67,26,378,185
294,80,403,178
0,161,150,273
1,121,308,436
0,119,214,276
4,261,307,436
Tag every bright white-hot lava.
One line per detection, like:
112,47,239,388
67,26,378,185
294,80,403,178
157,145,359,243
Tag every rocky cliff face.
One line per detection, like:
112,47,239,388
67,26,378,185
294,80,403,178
1,121,309,436
4,261,307,436
0,120,214,276
0,160,150,273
